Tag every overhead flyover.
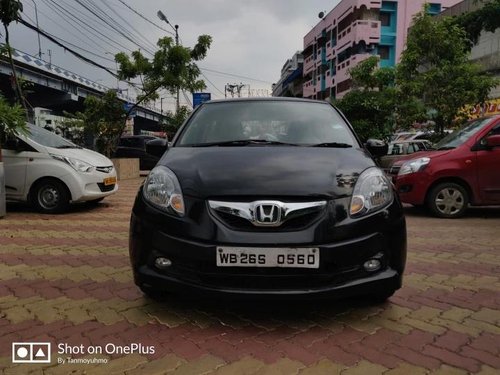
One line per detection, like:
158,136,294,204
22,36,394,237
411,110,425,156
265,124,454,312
0,49,163,133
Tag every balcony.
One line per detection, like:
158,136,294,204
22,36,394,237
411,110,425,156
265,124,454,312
336,20,381,55
303,55,315,76
303,79,315,98
336,53,373,84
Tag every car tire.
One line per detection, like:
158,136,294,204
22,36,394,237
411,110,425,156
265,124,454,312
427,182,469,218
369,290,396,304
31,179,70,214
139,285,166,300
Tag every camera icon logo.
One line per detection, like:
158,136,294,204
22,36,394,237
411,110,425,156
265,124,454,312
12,343,51,363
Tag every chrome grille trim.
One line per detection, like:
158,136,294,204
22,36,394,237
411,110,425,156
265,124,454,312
96,166,114,174
208,200,327,227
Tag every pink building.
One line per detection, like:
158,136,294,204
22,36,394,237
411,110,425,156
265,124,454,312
302,0,461,100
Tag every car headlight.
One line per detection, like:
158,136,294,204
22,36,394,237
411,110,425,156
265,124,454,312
143,166,185,216
350,168,393,217
398,157,430,176
50,154,94,173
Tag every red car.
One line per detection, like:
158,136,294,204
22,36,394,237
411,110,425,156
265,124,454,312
392,115,500,218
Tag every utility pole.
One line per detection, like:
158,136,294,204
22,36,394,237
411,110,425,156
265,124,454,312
157,10,180,113
31,0,42,59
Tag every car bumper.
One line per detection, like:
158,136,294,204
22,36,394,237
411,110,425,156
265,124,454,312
395,172,429,206
61,171,119,202
130,194,407,299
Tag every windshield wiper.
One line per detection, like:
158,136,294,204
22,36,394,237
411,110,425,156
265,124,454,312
55,145,80,149
192,140,299,147
310,142,353,148
437,146,455,150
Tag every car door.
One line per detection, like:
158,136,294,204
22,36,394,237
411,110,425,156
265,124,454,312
475,123,500,204
1,138,36,198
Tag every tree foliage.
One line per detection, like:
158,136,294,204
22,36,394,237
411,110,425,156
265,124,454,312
453,0,500,48
0,0,28,114
78,91,126,157
397,10,498,134
0,93,26,161
161,105,190,138
334,56,397,141
115,35,212,105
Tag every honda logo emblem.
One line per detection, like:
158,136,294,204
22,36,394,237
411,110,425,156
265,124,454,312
254,203,282,226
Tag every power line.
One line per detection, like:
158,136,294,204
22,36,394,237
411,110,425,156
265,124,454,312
200,67,273,85
200,72,225,97
115,0,175,36
81,0,157,54
72,0,155,55
41,0,135,55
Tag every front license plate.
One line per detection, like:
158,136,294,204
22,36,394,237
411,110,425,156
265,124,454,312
216,247,319,268
103,177,117,186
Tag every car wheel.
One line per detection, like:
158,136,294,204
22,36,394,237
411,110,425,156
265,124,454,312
428,182,468,218
139,285,166,300
369,290,396,304
31,179,70,214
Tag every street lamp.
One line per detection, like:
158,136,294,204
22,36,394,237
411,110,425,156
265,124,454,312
31,0,42,59
157,10,180,113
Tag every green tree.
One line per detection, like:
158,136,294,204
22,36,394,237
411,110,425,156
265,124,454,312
161,105,190,138
0,93,26,160
115,34,212,110
397,10,498,134
80,90,126,157
0,0,28,114
453,0,500,48
334,56,398,141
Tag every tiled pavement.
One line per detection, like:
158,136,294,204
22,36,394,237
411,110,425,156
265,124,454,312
0,178,499,374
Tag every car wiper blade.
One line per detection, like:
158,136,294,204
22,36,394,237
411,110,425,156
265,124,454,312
310,142,353,148
56,145,80,149
192,140,299,147
437,146,455,150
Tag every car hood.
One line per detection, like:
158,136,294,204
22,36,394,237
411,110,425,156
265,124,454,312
47,147,114,167
161,147,375,199
391,149,453,166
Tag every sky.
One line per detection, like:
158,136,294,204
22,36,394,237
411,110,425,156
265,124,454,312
5,0,340,112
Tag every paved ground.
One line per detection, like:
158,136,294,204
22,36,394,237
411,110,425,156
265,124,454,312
0,178,499,374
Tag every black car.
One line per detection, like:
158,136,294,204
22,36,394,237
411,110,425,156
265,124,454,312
129,98,406,301
115,135,163,170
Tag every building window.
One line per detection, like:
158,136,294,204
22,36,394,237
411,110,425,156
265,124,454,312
380,12,391,27
428,3,442,15
378,46,390,60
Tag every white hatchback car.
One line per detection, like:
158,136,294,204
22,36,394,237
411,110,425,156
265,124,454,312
2,124,118,213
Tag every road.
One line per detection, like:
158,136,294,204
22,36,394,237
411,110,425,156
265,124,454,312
0,178,499,374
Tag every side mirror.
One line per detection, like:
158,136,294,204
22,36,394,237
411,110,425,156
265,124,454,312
146,138,168,157
486,134,500,148
3,137,20,151
365,139,388,158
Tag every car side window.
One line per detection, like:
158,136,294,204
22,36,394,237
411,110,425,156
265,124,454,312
407,144,416,154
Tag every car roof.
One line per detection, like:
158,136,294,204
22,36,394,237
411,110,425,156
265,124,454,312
203,97,330,105
390,139,431,144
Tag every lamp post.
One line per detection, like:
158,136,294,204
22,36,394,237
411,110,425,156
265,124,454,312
157,10,180,113
31,0,42,59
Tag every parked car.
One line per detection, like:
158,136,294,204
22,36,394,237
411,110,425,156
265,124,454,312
2,124,118,213
392,116,500,218
379,140,433,170
129,98,407,301
114,135,165,171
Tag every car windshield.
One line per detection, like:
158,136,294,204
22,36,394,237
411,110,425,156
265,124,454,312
26,124,79,149
177,101,358,147
434,118,493,150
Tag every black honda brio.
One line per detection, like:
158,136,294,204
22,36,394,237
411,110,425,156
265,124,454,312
129,98,406,301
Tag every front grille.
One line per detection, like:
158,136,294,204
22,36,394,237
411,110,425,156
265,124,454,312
96,166,114,174
97,183,115,192
213,210,322,232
